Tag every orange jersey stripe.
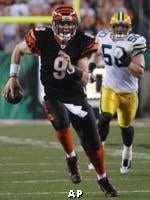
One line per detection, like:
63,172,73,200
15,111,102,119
24,29,41,55
80,42,98,58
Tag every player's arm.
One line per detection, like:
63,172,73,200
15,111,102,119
76,57,90,86
11,41,31,65
128,54,145,78
3,41,31,99
115,35,146,78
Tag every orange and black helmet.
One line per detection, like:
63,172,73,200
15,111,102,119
52,5,78,23
52,5,78,42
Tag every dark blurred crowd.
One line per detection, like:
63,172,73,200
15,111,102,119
0,0,149,52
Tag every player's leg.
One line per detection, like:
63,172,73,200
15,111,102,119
120,126,134,174
43,99,81,183
98,112,113,142
98,87,118,143
88,88,118,170
117,92,138,174
70,99,118,197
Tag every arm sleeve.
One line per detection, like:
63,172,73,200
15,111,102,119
132,35,147,56
80,36,98,58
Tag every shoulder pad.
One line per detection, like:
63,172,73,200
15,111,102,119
84,32,95,38
77,31,97,58
97,30,110,38
34,26,46,32
33,26,52,37
127,34,147,56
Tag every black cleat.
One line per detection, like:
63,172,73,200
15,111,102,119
97,177,118,197
66,156,82,184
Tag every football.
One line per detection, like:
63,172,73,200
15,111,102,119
5,87,24,104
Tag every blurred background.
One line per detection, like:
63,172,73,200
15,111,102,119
0,0,149,120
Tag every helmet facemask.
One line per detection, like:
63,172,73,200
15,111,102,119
110,12,132,41
52,19,78,42
112,23,131,41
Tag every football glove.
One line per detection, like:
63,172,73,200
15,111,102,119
89,73,96,83
88,62,97,73
114,46,131,67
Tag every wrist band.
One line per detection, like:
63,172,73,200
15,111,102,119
10,63,20,77
88,62,96,73
9,75,18,78
67,66,83,81
67,66,75,74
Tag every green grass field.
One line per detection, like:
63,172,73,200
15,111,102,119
0,121,149,200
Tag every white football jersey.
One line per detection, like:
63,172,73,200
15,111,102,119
96,30,147,93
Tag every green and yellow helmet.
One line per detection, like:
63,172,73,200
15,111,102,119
110,12,132,40
110,12,132,27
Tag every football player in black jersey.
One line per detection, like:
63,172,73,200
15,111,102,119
3,5,118,197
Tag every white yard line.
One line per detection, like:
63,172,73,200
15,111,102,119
1,179,69,183
0,160,149,166
0,119,50,125
0,170,56,174
0,136,149,159
0,119,150,126
0,136,60,148
0,162,64,166
0,169,150,175
0,177,149,184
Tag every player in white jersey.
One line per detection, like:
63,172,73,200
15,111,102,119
88,12,147,174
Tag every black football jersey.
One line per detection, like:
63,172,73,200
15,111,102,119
25,26,97,102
